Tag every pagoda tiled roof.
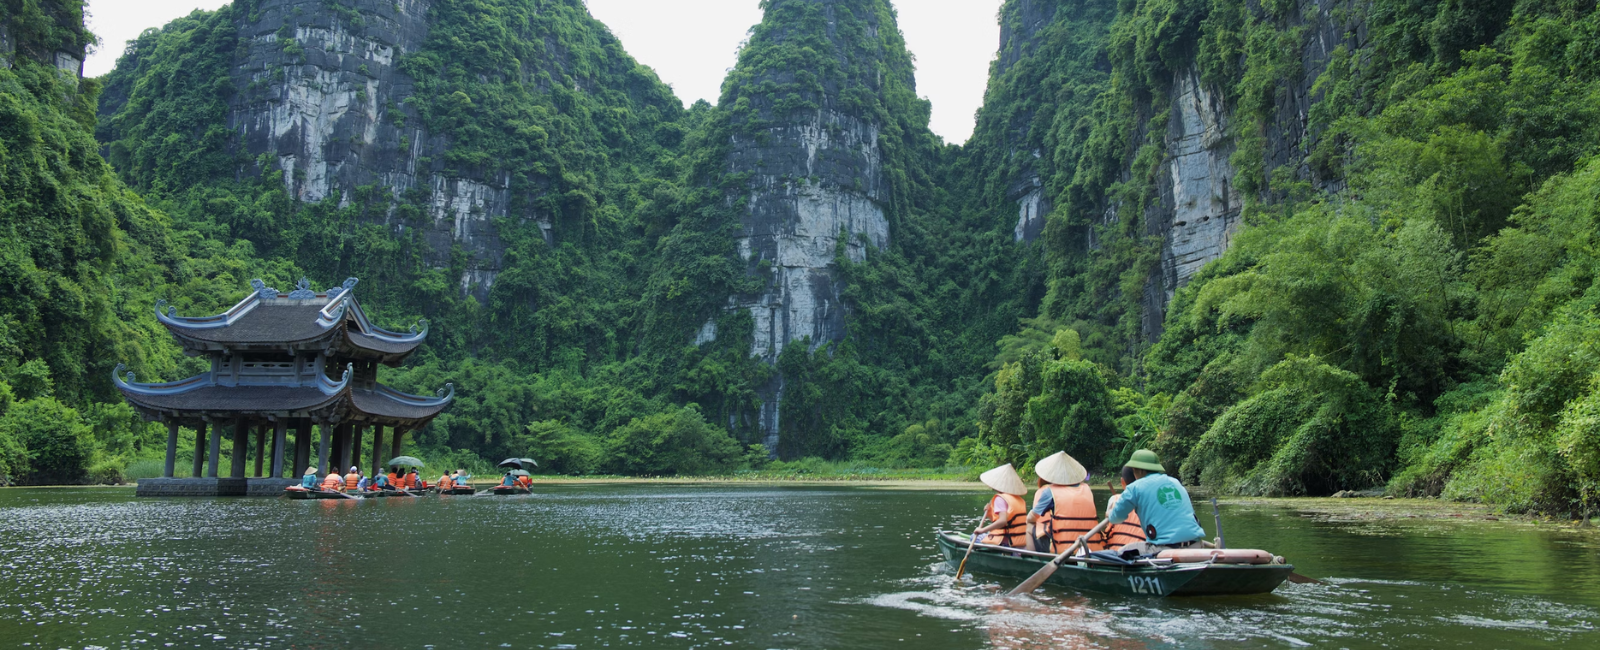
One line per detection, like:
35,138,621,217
155,278,427,363
112,363,453,427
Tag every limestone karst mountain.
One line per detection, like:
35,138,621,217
8,0,1600,514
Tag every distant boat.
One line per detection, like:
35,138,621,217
284,486,360,500
489,485,531,495
935,531,1293,597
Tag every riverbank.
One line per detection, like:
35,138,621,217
1224,495,1599,533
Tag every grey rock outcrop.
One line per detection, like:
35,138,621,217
226,0,507,300
1140,65,1240,340
717,0,897,451
995,0,1063,243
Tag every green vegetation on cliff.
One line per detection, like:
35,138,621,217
7,0,1600,519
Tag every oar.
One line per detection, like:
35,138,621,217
952,513,987,583
1007,519,1110,596
1212,497,1322,585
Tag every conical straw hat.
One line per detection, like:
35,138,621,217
980,463,1027,495
1034,451,1087,485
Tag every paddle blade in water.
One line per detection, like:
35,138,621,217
1007,561,1060,596
1286,572,1323,585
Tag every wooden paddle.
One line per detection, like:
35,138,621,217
953,513,987,582
1007,519,1110,596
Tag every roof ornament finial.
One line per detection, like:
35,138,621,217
326,277,360,300
250,278,278,300
437,383,455,400
410,318,430,335
154,299,176,318
341,362,354,383
114,363,133,385
287,277,317,300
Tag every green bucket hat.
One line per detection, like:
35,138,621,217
1124,449,1166,473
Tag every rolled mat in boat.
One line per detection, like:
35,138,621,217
1156,548,1275,564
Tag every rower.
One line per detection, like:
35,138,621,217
437,470,455,490
321,469,344,492
356,470,372,492
300,467,319,489
1027,452,1097,553
500,471,516,487
973,463,1030,550
372,471,392,491
1101,449,1208,556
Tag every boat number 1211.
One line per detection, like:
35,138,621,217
1126,576,1163,595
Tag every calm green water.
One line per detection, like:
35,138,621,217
0,485,1594,649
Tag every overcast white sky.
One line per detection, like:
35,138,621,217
84,0,1002,142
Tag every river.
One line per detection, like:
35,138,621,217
0,485,1594,649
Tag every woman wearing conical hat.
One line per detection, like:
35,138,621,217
974,464,1031,550
1027,451,1099,554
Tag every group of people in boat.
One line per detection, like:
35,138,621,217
300,466,430,493
975,449,1210,557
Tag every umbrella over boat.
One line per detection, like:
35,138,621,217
497,457,538,470
387,456,425,468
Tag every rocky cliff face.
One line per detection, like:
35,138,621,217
225,0,508,299
712,0,905,449
1136,1,1362,341
994,0,1062,243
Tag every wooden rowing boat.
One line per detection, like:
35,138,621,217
437,486,475,495
935,531,1293,597
489,485,531,495
284,486,359,500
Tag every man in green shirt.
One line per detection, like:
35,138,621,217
1103,449,1212,556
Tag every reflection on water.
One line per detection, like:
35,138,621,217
0,486,1594,649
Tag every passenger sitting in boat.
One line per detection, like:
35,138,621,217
437,471,455,489
321,470,344,492
973,463,1030,550
1100,466,1148,549
515,473,533,488
387,469,400,487
345,466,362,491
301,467,319,489
356,473,372,491
1027,452,1097,553
1105,450,1209,557
372,472,392,491
500,472,516,487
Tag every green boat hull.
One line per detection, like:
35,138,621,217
936,533,1292,597
490,486,531,495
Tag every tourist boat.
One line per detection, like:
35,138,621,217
935,531,1294,597
437,485,475,495
284,486,360,500
490,485,531,495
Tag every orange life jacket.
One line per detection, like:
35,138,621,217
983,493,1029,548
1038,483,1099,552
403,473,416,489
322,474,343,491
387,472,399,486
516,476,532,488
1102,493,1147,548
346,474,361,490
438,475,454,489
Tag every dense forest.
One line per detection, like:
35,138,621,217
2,0,1597,517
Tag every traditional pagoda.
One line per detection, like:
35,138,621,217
118,278,453,496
